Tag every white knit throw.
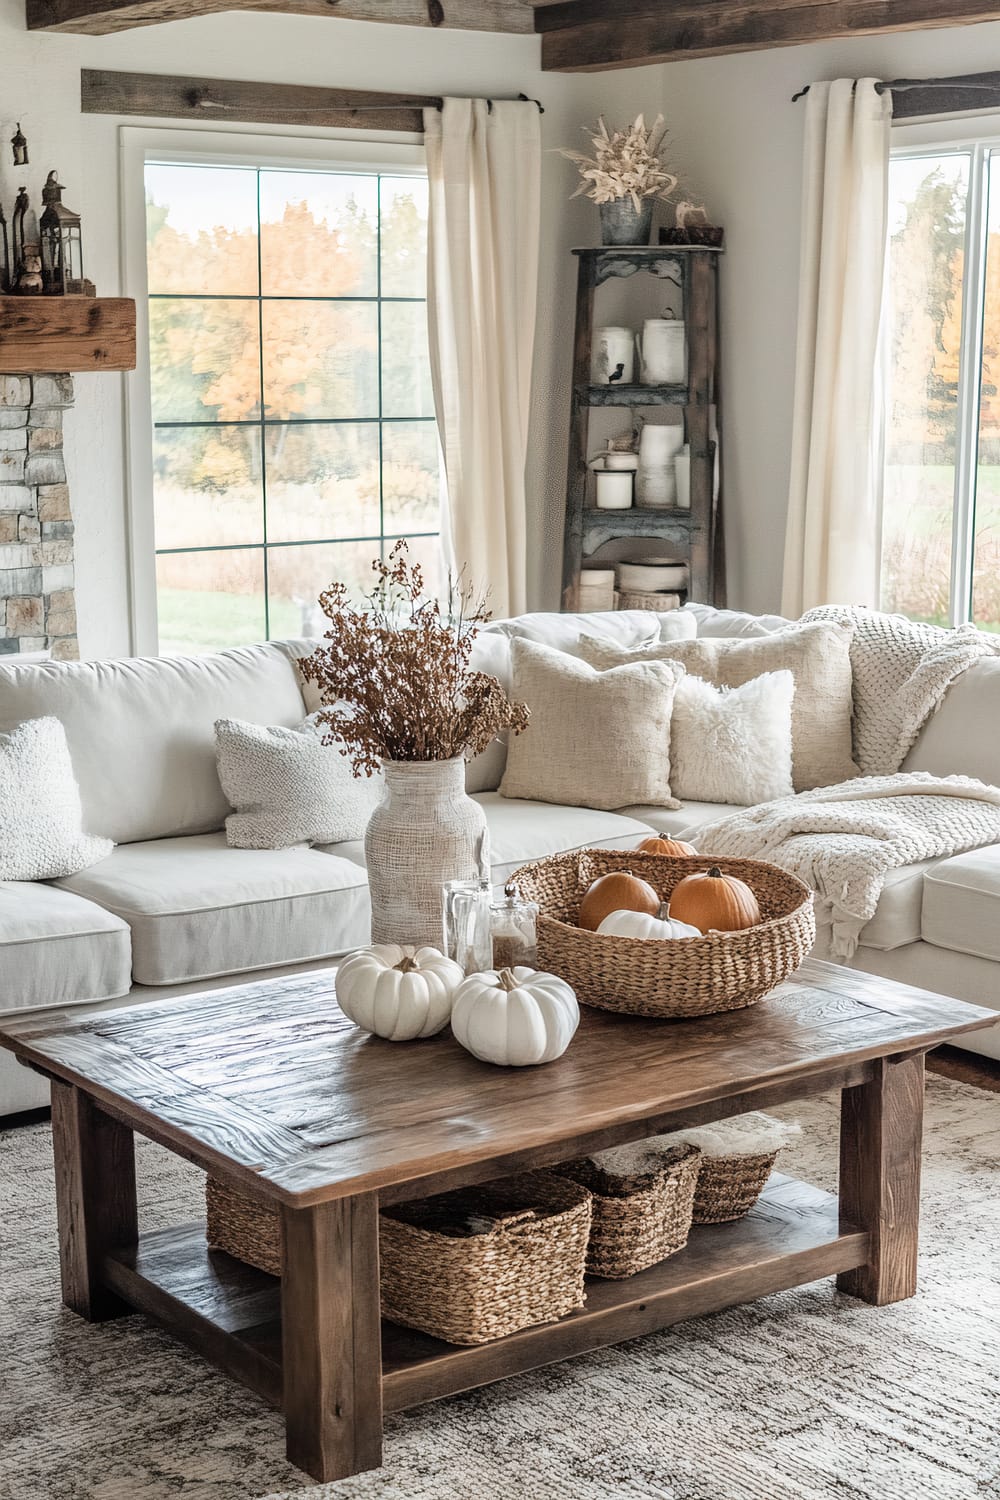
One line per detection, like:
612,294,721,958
802,605,1000,775
695,773,1000,959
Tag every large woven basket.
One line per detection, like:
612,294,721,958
512,849,814,1019
207,1171,592,1347
380,1172,592,1345
554,1143,700,1279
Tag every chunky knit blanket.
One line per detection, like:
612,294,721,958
695,773,1000,959
802,605,1000,775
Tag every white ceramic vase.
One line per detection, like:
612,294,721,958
365,758,488,949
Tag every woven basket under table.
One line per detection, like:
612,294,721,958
691,1150,781,1224
512,849,815,1019
207,1170,592,1347
554,1143,700,1279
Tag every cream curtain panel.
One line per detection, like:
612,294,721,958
782,78,893,617
424,98,541,618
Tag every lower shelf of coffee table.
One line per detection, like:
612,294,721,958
101,1175,868,1416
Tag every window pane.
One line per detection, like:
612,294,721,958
261,301,378,419
973,153,1000,634
380,176,428,297
381,301,435,418
264,423,380,543
153,427,262,549
882,154,970,626
146,164,259,296
156,549,265,655
266,541,379,637
381,421,439,535
399,533,442,598
150,298,261,423
260,171,377,297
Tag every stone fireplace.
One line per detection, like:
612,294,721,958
0,372,78,660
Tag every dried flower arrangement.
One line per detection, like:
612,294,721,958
558,114,678,211
300,541,530,776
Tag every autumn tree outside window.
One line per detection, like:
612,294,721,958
883,136,1000,633
141,155,440,655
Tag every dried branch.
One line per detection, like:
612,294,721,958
299,541,530,777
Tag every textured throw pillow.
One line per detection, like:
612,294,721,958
578,620,857,792
499,639,684,811
0,717,113,880
670,672,795,805
215,715,382,849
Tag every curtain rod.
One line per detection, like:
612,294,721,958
791,72,1000,107
193,91,544,115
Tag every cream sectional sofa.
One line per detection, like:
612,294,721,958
2,604,998,1116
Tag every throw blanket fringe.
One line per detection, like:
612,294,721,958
695,773,1000,959
802,605,1000,775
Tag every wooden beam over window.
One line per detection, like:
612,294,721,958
80,70,440,133
537,0,1000,72
31,0,532,37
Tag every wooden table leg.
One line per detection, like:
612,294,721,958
50,1078,138,1320
281,1191,383,1482
837,1051,924,1305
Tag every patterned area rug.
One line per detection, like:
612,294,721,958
1,1075,998,1500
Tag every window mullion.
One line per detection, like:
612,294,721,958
950,143,990,627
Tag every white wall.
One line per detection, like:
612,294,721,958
656,18,1000,614
0,0,662,653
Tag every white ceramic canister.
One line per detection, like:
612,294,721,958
636,465,677,508
638,424,685,466
636,316,687,385
577,568,617,611
594,469,634,509
674,444,691,510
591,326,635,386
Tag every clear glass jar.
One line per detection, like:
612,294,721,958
489,881,539,969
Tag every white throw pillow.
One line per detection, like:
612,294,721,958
0,717,113,880
577,620,857,792
670,672,795,805
499,638,684,811
215,715,383,849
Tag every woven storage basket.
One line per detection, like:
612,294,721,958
652,1112,801,1224
207,1170,592,1347
691,1151,779,1224
380,1172,591,1345
512,849,814,1019
554,1143,700,1278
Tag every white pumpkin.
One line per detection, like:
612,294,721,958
335,944,464,1041
596,907,701,941
450,966,579,1067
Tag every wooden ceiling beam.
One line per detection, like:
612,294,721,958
538,0,1000,72
28,0,532,37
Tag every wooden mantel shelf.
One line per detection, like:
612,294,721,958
0,297,136,374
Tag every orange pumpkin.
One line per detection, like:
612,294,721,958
637,835,698,858
579,871,660,932
667,866,761,934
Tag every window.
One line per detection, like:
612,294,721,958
883,138,1000,633
138,150,438,654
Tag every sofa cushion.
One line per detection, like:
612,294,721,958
484,608,660,653
921,847,1000,963
0,882,131,1015
55,834,370,986
0,641,310,846
473,793,655,883
857,859,942,952
681,603,794,638
903,658,1000,788
621,800,748,839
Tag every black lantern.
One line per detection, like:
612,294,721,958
40,172,84,295
0,202,9,294
10,124,28,168
11,187,28,283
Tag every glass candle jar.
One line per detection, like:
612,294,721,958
489,881,540,969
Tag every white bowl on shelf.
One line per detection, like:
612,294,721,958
617,560,689,592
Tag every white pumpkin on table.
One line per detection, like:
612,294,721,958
450,966,580,1067
335,944,464,1041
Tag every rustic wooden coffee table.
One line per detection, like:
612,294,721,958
2,959,993,1483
